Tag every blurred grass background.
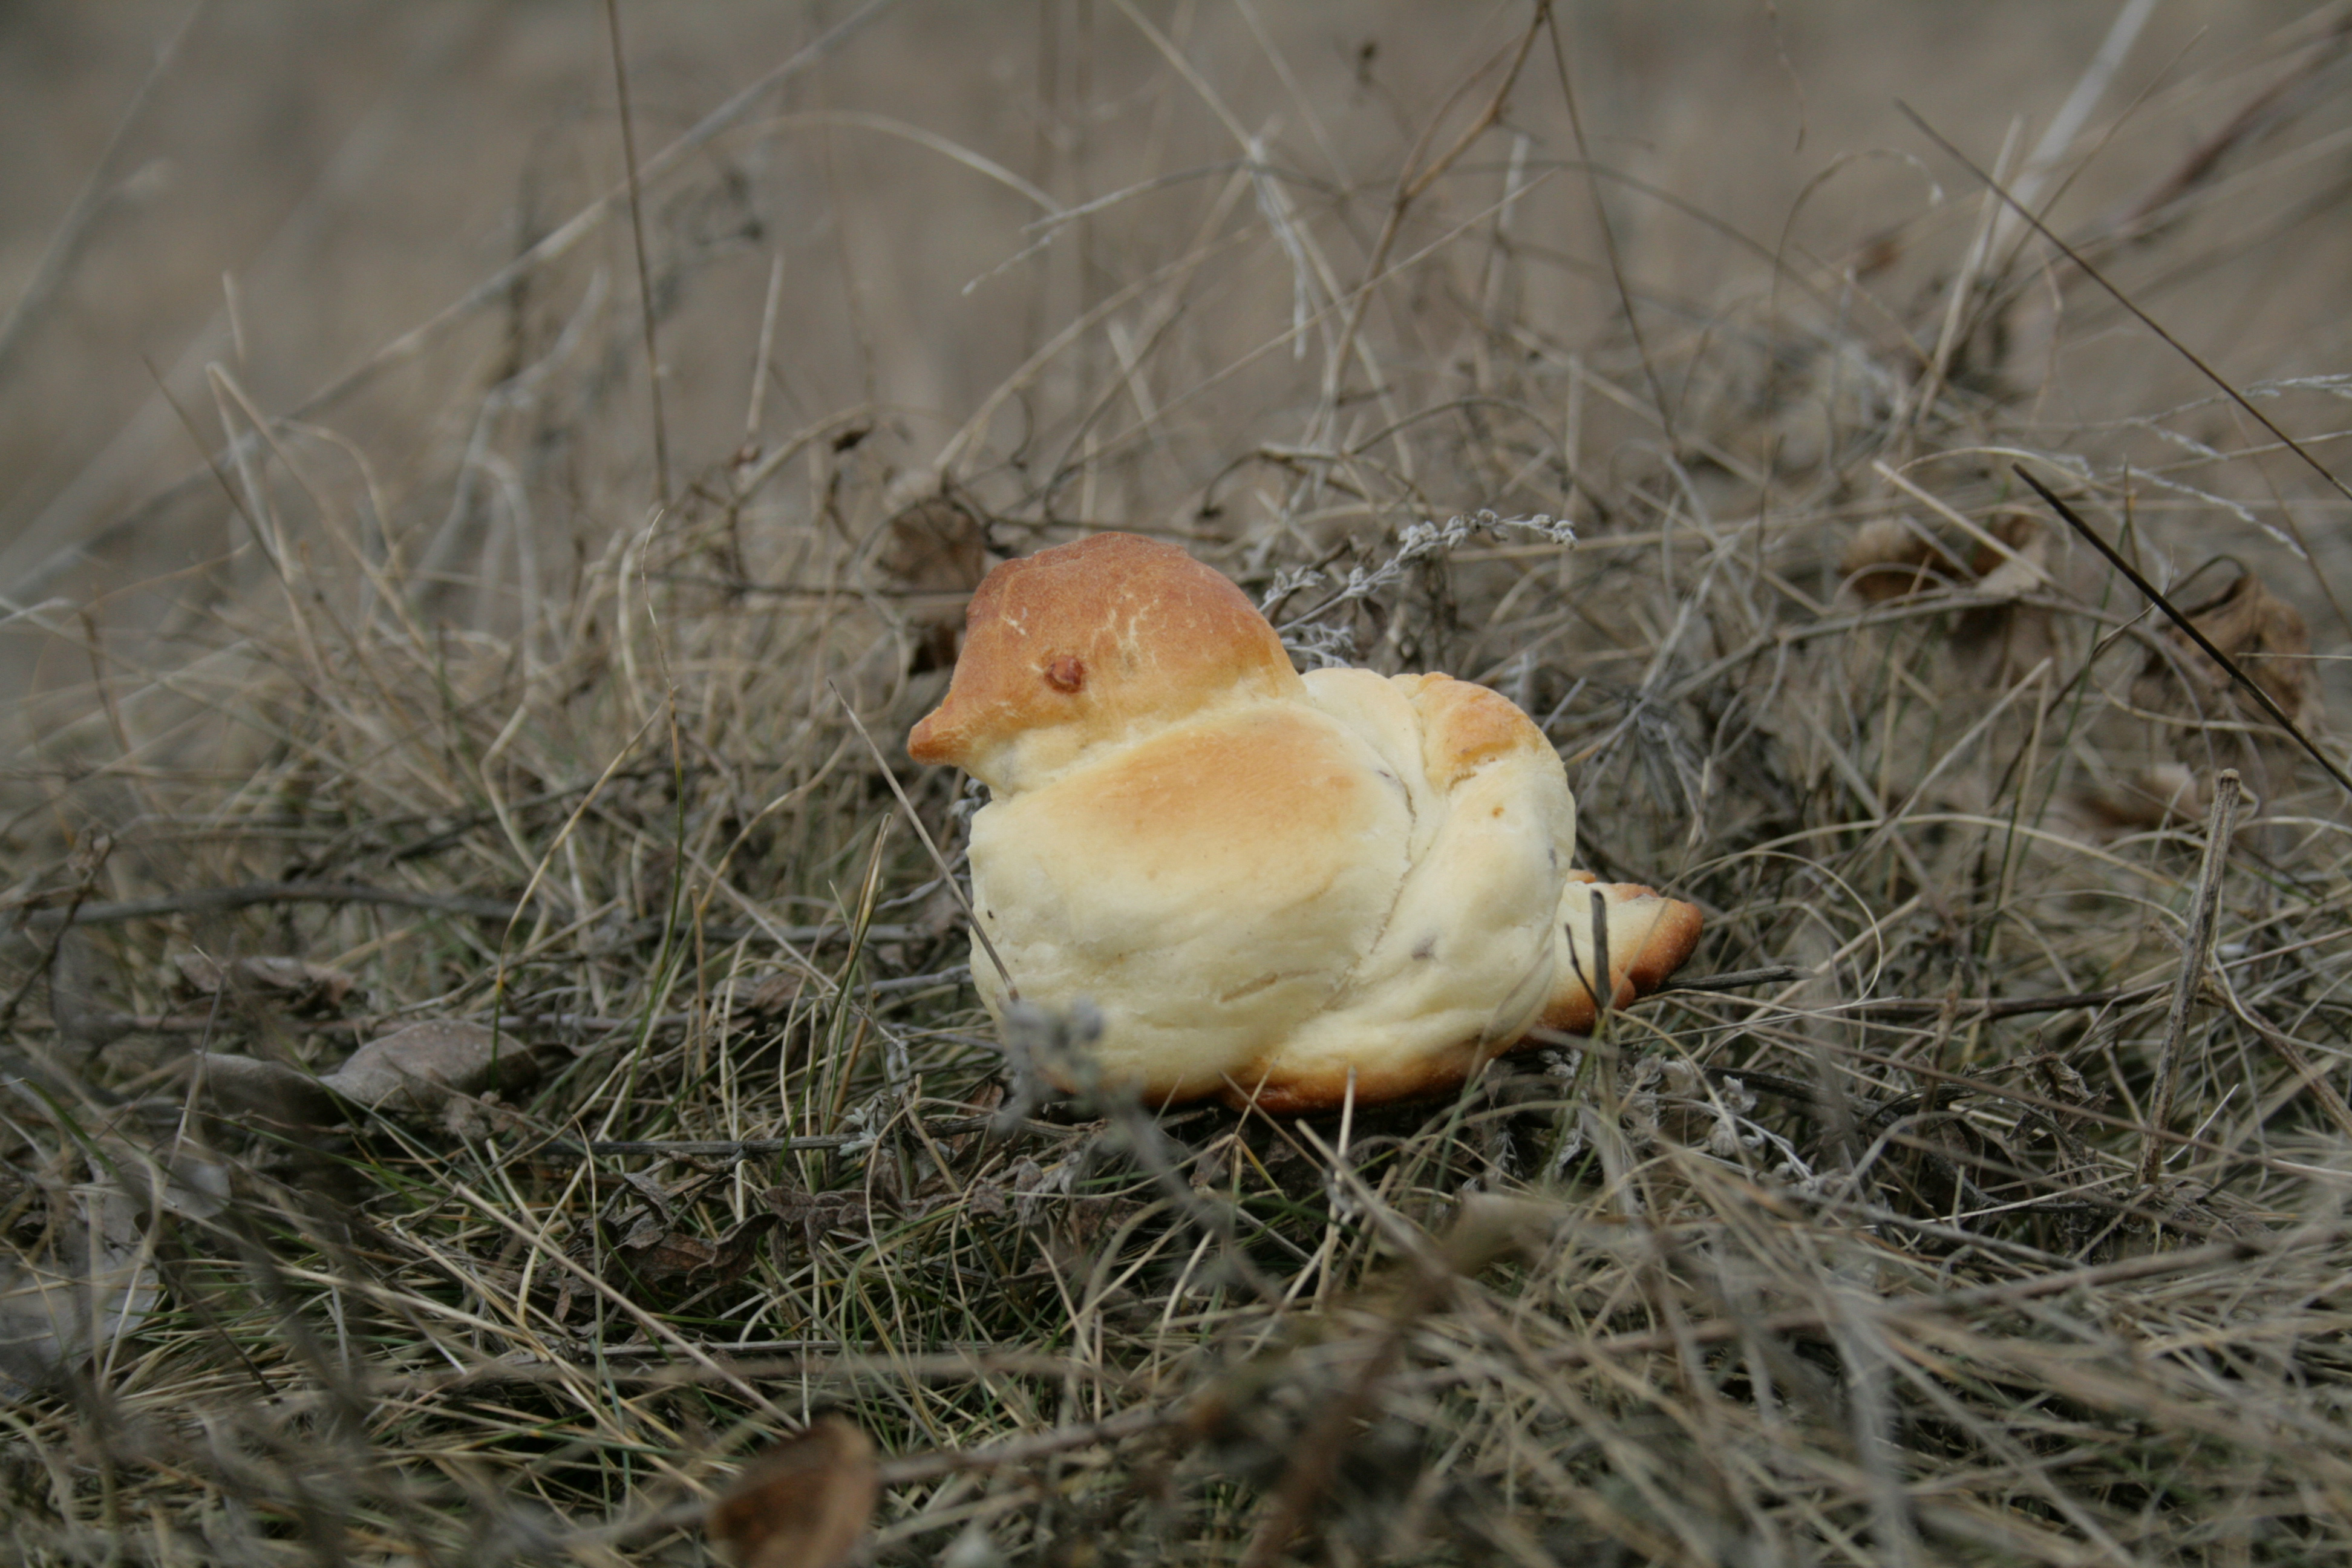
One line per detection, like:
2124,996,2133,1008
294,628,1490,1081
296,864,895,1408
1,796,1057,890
5,3,2352,1564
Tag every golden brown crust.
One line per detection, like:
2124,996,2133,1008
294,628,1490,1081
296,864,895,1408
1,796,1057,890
1537,881,1705,1036
1215,1040,1492,1114
908,534,1299,787
1622,894,1705,995
1403,673,1549,788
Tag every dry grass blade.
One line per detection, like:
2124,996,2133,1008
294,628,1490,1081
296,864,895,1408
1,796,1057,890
1906,100,2352,582
604,0,670,504
0,4,203,375
5,8,2352,1565
2143,769,2242,1186
830,681,1019,1001
2017,463,2352,796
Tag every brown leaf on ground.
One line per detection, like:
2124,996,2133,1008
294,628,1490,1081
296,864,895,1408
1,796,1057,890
190,1052,343,1131
2079,763,2206,831
171,953,359,1016
318,1021,540,1114
0,1178,158,1401
615,1210,776,1288
877,491,989,596
1965,511,2046,598
1839,518,1966,602
189,1023,540,1134
1441,1194,1561,1275
1842,511,2047,609
707,1414,879,1568
763,1186,874,1256
877,489,991,672
731,972,805,1019
2134,569,2317,730
48,930,135,1057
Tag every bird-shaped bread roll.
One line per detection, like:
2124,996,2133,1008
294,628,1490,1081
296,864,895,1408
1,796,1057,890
907,532,1702,1113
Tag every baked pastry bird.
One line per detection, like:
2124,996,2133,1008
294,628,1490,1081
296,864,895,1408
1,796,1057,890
907,532,1701,1112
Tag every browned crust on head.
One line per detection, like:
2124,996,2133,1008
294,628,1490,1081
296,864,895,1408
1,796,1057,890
908,532,1297,775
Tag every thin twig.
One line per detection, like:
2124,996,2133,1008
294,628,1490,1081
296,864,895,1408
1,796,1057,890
1651,964,1807,995
2211,977,2352,1145
2143,769,2242,1186
21,881,920,950
829,683,1019,1000
605,0,670,503
2109,16,2352,243
1312,4,1546,434
0,4,206,376
1455,1226,2320,1379
1544,2,1676,454
24,880,522,929
15,0,904,601
0,838,111,1037
1837,984,2166,1022
533,1113,1068,1162
2015,465,2352,798
1906,102,2352,632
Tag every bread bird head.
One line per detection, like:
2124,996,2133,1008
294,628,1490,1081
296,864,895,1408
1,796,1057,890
907,532,1303,792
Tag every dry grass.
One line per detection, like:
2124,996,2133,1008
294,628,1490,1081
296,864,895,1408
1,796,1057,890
6,3,2352,1563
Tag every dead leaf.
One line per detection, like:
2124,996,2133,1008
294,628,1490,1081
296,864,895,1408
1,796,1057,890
877,490,991,673
1008,1157,1067,1227
1947,511,2057,677
190,1051,343,1131
171,953,359,1016
189,1022,541,1132
1442,1194,1560,1275
2080,763,2206,831
763,1186,872,1256
1840,518,1965,602
48,930,134,1057
877,492,989,597
1959,511,2043,595
1,1177,158,1402
1842,512,2047,607
2135,569,2317,731
731,973,805,1019
319,1021,540,1114
616,1211,776,1289
708,1415,880,1568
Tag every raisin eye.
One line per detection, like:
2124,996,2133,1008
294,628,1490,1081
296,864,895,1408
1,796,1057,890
1045,656,1085,693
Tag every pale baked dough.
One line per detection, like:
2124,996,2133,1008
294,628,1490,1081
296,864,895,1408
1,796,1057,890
909,532,1702,1111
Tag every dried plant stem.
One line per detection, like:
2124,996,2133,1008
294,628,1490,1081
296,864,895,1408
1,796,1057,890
1916,105,2352,629
2212,980,2352,1145
0,4,204,376
2143,769,2242,1187
830,684,1019,999
0,839,109,1037
2017,465,2352,797
605,0,670,503
15,12,2352,1562
1310,4,1545,437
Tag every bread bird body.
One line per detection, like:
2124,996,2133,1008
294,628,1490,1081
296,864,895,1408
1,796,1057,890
907,532,1700,1112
